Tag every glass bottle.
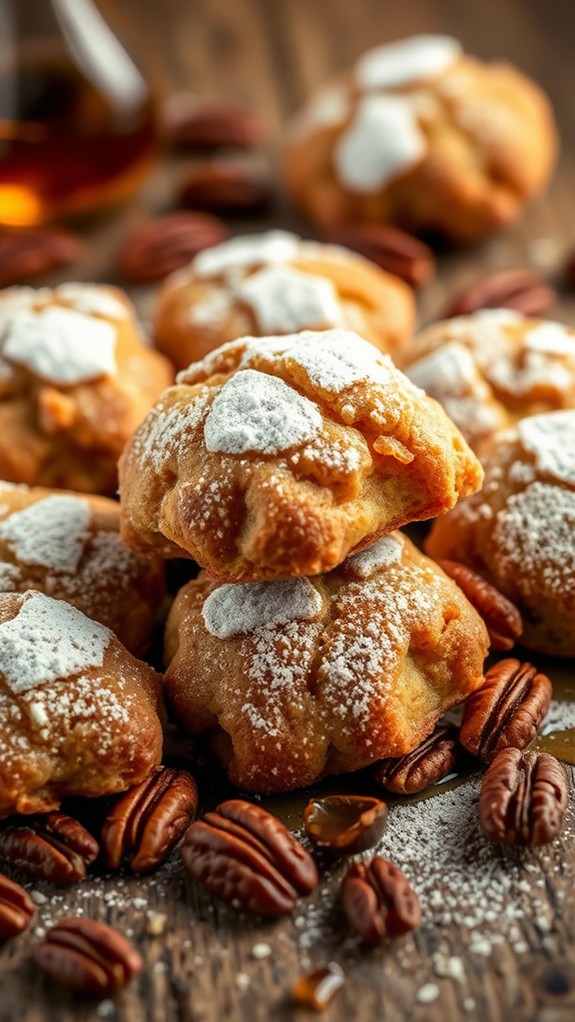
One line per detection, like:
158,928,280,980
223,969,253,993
0,0,160,227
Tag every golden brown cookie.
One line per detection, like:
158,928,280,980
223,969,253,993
164,532,489,792
403,311,575,457
119,328,483,581
426,411,575,656
0,482,166,656
153,230,415,370
284,35,557,241
0,283,173,495
0,591,163,817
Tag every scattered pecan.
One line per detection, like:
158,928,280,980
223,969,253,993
564,249,575,288
479,748,567,846
0,873,35,940
443,269,556,318
292,963,346,1011
117,212,229,281
437,560,522,650
374,725,460,794
181,799,318,917
0,228,82,287
460,659,552,763
33,917,142,994
0,812,99,884
303,795,387,853
101,767,199,873
179,164,272,214
341,857,420,943
324,223,435,287
166,101,267,151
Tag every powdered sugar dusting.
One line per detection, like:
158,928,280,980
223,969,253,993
0,592,111,694
245,329,396,394
0,496,91,572
492,481,575,594
193,231,300,278
133,392,211,472
237,266,342,334
203,578,323,638
518,412,575,486
355,34,461,91
345,533,403,578
407,341,502,440
335,95,425,192
525,322,575,356
3,307,117,384
54,283,128,320
203,369,322,455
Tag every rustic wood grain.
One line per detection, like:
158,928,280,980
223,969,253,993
2,1,575,1020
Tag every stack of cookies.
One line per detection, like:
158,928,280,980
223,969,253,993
119,323,490,792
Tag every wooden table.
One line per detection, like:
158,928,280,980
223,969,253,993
2,1,575,1020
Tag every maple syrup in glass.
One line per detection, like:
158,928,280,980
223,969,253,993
0,0,159,227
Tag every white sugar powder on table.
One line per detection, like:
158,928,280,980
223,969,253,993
203,369,322,455
0,495,91,573
0,592,111,693
203,578,322,639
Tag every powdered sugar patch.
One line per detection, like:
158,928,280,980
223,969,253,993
3,306,117,384
0,592,111,693
203,578,323,638
203,369,322,455
0,495,91,573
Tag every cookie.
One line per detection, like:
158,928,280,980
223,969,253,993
154,229,415,370
0,283,173,494
426,410,575,656
164,532,489,792
284,35,557,241
0,591,163,817
119,328,483,581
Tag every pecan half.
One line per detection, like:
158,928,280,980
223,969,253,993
0,228,82,287
460,659,552,763
166,102,267,151
480,748,567,846
341,857,420,942
181,799,318,917
437,560,522,650
564,249,575,288
117,212,229,281
33,917,142,994
443,269,556,318
374,725,460,794
0,873,35,940
0,812,99,884
325,223,434,287
303,795,387,853
101,767,199,873
179,164,272,214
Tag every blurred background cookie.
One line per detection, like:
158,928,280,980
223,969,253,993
153,229,415,371
163,532,489,792
0,283,173,495
403,310,575,456
426,410,575,656
284,34,557,241
119,328,483,581
0,483,166,655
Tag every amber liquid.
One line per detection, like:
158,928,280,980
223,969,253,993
0,53,158,226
